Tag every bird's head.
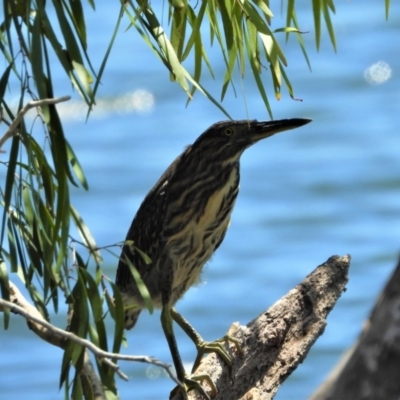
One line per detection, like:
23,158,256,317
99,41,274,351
191,118,312,162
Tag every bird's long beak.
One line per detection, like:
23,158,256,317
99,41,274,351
249,118,312,142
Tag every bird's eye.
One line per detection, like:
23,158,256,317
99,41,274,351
224,127,235,136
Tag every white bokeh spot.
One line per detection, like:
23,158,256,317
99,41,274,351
54,89,155,121
364,61,392,85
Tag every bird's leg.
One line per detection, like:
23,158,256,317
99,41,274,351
161,305,215,400
171,308,241,374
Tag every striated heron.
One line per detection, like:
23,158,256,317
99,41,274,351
116,118,311,399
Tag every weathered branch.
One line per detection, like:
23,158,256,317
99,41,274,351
171,254,351,400
0,96,71,152
0,282,106,399
310,253,400,400
0,282,179,391
1,255,351,400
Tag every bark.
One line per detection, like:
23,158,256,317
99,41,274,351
171,254,351,400
1,254,351,400
310,254,400,400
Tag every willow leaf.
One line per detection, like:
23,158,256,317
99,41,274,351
312,0,321,50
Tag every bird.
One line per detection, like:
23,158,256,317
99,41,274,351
116,117,311,399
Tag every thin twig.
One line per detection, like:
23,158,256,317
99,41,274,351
0,286,178,384
0,96,71,151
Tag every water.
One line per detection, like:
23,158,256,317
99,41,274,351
1,2,400,399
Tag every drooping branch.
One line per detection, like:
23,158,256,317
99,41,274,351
0,96,71,152
0,282,178,385
170,254,351,400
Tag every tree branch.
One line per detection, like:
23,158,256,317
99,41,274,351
171,254,351,400
0,282,178,385
0,96,71,152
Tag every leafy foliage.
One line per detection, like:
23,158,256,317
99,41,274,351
0,0,390,399
125,0,338,117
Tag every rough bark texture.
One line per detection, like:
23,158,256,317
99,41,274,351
310,254,400,400
171,254,351,400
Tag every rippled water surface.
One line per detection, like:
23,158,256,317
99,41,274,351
1,2,400,400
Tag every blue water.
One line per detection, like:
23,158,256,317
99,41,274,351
1,2,400,399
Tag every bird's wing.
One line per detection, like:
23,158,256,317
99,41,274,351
115,150,185,290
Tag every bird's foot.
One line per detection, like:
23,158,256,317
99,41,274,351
192,334,241,374
170,374,216,400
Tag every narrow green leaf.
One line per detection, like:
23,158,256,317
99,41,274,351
170,1,187,60
200,46,215,80
22,185,35,226
183,69,232,119
141,5,191,94
219,0,237,101
207,0,217,46
285,0,295,42
242,1,287,67
244,30,273,118
125,1,230,117
0,63,12,101
8,214,28,281
110,281,125,354
124,255,153,314
89,5,124,117
274,27,301,34
71,60,93,97
45,105,72,276
134,245,152,265
0,258,10,328
31,11,50,120
62,0,97,79
322,1,337,51
67,0,87,49
202,2,231,82
70,205,103,265
312,0,321,50
326,0,336,12
128,2,188,92
385,0,390,20
29,136,55,209
7,219,18,273
246,19,261,74
291,10,312,71
83,270,117,392
69,271,89,338
280,61,295,98
241,1,270,35
185,31,202,100
52,1,84,66
181,1,207,61
71,370,84,400
40,158,55,210
1,3,15,62
259,32,281,92
251,0,273,18
60,342,73,388
33,192,55,256
80,268,107,351
87,0,95,10
66,140,89,190
28,282,49,321
0,135,19,248
40,11,89,104
232,0,245,77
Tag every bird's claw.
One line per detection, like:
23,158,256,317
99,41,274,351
192,334,241,374
170,374,216,400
